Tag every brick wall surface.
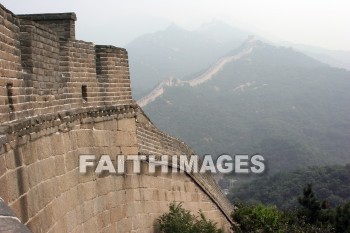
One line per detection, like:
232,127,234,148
0,105,233,233
19,19,61,118
59,40,98,108
0,3,235,233
95,45,133,106
18,13,76,40
136,108,235,230
0,4,22,123
0,6,134,125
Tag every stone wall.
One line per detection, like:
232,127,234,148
60,40,99,107
17,13,76,40
0,6,133,124
0,105,139,232
0,105,233,232
136,108,235,231
19,19,61,108
0,3,234,233
0,4,22,123
95,45,133,106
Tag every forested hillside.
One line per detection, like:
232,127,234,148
228,164,350,210
144,41,350,174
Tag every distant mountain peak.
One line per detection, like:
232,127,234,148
237,35,265,51
244,35,262,45
197,19,232,31
165,22,186,32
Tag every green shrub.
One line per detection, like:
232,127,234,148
192,211,224,233
232,203,286,233
334,202,350,233
157,202,224,233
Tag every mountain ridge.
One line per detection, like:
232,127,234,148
127,21,349,100
137,36,264,107
126,21,253,98
143,40,350,174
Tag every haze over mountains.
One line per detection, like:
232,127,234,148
124,19,350,218
126,20,252,98
126,20,350,99
125,20,350,175
136,39,350,175
279,41,350,71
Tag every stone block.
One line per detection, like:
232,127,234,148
5,150,16,170
120,146,138,155
59,169,78,193
115,217,132,233
22,142,38,166
65,209,78,232
106,192,117,208
37,137,53,160
83,181,97,201
110,205,125,223
94,119,118,131
65,187,79,212
115,190,126,204
54,153,66,175
0,155,6,177
82,199,94,222
50,133,65,155
94,195,107,215
6,170,21,203
76,130,94,148
113,131,137,147
123,175,139,190
96,177,109,196
117,118,136,132
96,210,110,230
83,218,97,233
64,151,79,172
93,130,112,147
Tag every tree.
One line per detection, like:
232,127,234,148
157,202,195,233
334,202,350,233
231,203,286,233
298,183,322,223
157,202,223,233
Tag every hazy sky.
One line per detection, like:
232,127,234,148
2,0,349,50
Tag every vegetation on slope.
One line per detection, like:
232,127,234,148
228,164,350,210
233,184,350,233
144,43,350,174
158,185,350,232
157,202,223,233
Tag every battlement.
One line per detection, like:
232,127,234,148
17,13,76,40
0,6,132,124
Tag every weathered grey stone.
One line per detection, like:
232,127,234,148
0,198,31,233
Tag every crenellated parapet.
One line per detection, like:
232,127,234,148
95,45,132,105
0,6,133,124
17,13,76,40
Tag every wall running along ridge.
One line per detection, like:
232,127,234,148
0,4,235,233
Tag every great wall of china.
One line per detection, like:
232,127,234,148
137,37,262,108
0,4,234,233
